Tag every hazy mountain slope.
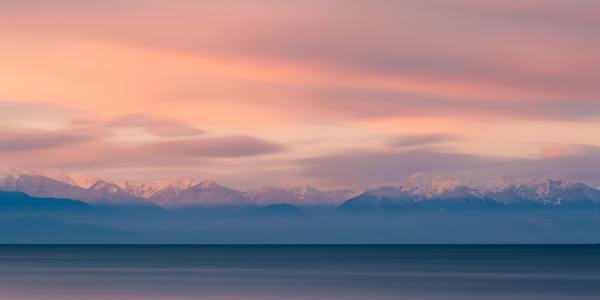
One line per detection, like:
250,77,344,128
0,217,138,243
0,191,93,211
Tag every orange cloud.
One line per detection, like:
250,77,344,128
0,1,599,187
541,147,565,159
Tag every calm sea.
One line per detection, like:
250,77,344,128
0,245,598,300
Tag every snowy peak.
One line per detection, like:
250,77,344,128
90,180,120,193
194,179,223,190
341,172,600,210
0,168,101,189
3,169,600,209
42,172,101,189
118,177,203,198
360,186,406,199
166,180,249,208
83,180,150,206
245,185,359,206
488,177,600,205
245,186,293,204
287,185,322,197
396,173,595,202
401,172,467,198
496,177,574,194
118,178,239,208
0,169,152,206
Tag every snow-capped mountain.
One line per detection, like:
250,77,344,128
484,177,600,206
157,180,250,208
3,169,600,210
118,178,251,208
0,168,101,189
1,169,358,208
118,178,203,199
0,169,153,206
340,173,600,210
398,173,600,205
84,180,152,206
401,172,474,198
337,186,414,210
245,185,360,206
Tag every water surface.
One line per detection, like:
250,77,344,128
0,245,598,299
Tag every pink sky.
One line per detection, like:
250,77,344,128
1,0,599,188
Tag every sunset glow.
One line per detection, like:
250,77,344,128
1,0,600,189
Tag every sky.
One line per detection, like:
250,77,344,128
1,0,600,189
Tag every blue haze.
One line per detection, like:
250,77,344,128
1,190,600,243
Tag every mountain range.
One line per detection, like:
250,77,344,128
340,173,600,210
2,169,600,210
2,169,600,243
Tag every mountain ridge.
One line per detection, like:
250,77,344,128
2,168,600,210
340,175,600,211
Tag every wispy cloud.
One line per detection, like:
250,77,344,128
136,135,285,158
0,127,98,151
390,134,458,148
0,132,285,170
0,101,76,126
106,114,205,137
0,1,598,187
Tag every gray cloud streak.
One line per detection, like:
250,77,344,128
0,127,97,151
138,135,285,158
390,134,459,148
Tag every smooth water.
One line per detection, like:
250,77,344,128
0,245,598,300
